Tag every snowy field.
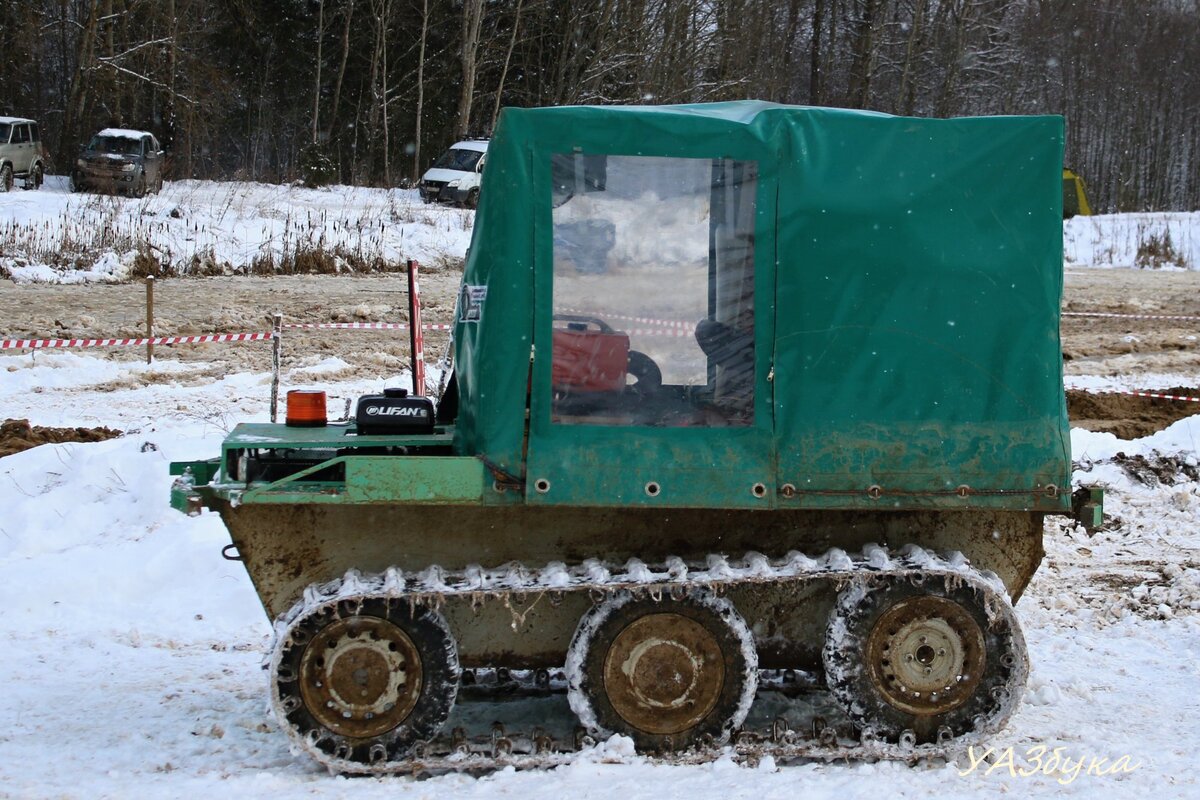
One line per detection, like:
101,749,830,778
0,181,1198,798
1064,211,1199,270
0,177,473,283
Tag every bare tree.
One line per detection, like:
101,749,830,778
456,0,484,139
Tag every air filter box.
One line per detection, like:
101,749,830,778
355,388,436,435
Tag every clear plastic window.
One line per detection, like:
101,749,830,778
550,154,757,427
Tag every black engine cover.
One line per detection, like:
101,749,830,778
355,388,435,435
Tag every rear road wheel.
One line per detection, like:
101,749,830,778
0,165,12,192
566,588,757,752
823,578,1025,744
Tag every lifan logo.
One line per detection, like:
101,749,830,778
365,405,427,417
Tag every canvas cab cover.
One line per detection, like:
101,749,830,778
453,101,1069,513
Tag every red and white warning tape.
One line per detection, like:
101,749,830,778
0,323,458,350
1068,386,1200,403
559,308,695,331
0,332,271,350
622,327,695,339
1064,311,1200,323
282,322,454,331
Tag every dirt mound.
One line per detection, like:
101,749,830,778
0,419,123,458
1067,387,1200,439
1107,452,1200,487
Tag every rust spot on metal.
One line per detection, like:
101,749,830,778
602,612,725,736
866,595,985,717
299,615,423,739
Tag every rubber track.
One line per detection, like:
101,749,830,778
267,544,1028,775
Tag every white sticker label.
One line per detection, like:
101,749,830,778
458,284,488,322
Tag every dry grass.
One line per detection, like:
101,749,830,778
1136,225,1183,269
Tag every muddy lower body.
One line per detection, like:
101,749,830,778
225,500,1038,772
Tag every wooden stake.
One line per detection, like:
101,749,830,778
270,313,283,423
145,275,155,364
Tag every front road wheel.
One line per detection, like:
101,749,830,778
272,596,460,772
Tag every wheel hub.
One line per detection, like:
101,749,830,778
603,612,725,735
866,595,985,716
299,615,422,738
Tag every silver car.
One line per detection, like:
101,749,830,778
71,128,165,197
0,116,47,192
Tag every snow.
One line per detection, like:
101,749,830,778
96,127,152,140
0,350,1195,797
1064,211,1200,270
0,191,1197,795
0,177,473,284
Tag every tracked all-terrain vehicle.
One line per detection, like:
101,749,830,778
171,101,1098,774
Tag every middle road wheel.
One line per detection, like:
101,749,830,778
566,588,758,752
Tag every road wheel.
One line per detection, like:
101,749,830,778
0,165,12,193
464,187,480,209
823,577,1026,744
69,171,86,193
154,173,163,193
272,596,460,771
566,588,757,752
133,171,148,198
25,163,43,190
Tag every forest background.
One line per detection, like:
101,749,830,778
1,0,1196,212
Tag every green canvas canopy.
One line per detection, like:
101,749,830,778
453,101,1069,512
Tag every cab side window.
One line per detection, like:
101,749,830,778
12,124,29,144
549,154,758,428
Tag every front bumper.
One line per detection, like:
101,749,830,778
419,180,472,205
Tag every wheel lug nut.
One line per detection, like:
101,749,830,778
924,667,932,675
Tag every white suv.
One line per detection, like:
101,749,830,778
0,117,46,192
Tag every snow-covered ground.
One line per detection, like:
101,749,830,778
0,350,1197,798
0,177,473,283
0,178,1195,287
1,182,1198,796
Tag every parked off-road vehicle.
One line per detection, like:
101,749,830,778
71,128,164,197
0,116,47,191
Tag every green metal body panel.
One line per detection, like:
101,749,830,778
236,456,485,505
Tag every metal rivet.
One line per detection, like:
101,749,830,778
534,478,551,494
867,484,882,500
751,482,767,498
644,481,660,497
956,484,971,498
